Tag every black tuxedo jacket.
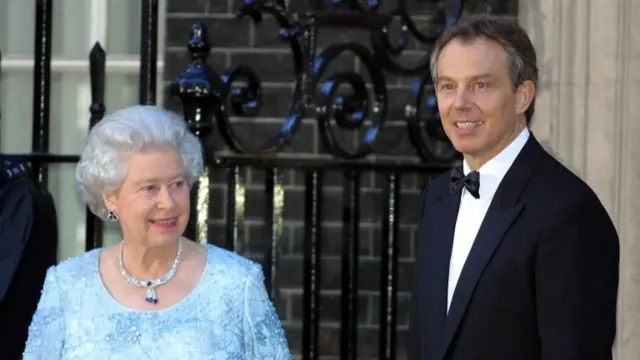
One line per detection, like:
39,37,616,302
0,177,58,359
408,135,619,360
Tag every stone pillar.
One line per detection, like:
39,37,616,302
520,0,640,358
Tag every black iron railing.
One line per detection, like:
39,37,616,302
0,0,469,358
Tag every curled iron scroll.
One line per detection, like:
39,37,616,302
172,0,468,162
406,71,460,162
312,0,463,161
370,0,463,76
312,43,388,159
312,42,388,159
172,2,306,155
218,0,307,154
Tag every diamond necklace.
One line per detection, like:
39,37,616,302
118,237,183,304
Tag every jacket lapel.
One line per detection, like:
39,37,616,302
433,135,546,360
421,187,461,357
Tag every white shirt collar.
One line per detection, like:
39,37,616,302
462,127,530,200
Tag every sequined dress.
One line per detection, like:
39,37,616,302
22,244,292,360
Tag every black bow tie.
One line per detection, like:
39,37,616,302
450,167,480,199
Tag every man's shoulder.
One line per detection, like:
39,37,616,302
529,152,608,214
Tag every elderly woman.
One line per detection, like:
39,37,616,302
22,105,291,359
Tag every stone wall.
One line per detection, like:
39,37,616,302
162,0,517,358
520,0,640,358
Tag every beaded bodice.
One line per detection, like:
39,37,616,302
22,244,291,360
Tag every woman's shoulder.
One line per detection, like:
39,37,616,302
202,244,263,282
48,249,101,283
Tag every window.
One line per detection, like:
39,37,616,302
0,0,167,260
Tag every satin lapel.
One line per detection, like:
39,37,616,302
434,134,546,360
422,188,461,356
435,203,523,359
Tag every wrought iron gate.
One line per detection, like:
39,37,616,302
0,0,518,358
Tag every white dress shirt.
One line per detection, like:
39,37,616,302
446,128,530,311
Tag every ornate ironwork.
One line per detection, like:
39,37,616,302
170,0,466,163
0,1,479,358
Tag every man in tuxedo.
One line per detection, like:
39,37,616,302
0,157,58,359
408,16,619,360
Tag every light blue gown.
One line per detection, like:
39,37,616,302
22,244,292,360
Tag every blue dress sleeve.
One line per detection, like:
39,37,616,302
243,265,292,359
22,266,65,359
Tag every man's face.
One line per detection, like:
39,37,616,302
435,36,532,168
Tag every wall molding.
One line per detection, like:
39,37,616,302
520,0,640,358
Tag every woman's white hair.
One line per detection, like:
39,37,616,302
76,105,204,220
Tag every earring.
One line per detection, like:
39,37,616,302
107,210,119,222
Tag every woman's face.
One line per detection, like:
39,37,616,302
103,146,191,247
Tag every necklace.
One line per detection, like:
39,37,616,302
118,238,183,304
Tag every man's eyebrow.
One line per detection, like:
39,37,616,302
436,73,493,83
436,75,454,83
469,73,492,80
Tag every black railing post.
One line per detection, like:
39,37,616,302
31,0,53,187
85,42,107,251
340,171,360,359
225,165,245,252
0,49,3,127
302,169,322,360
139,0,158,105
262,168,284,299
170,23,224,243
379,172,400,359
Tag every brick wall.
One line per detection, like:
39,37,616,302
163,0,517,358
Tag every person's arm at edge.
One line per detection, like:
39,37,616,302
535,191,619,360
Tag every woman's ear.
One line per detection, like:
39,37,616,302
102,193,116,212
515,80,535,116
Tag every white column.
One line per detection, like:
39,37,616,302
520,0,640,358
611,0,640,357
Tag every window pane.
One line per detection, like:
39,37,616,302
0,0,92,58
106,0,141,56
1,70,167,154
0,0,36,56
47,72,90,259
0,71,33,152
51,0,91,58
0,70,164,260
107,0,168,56
1,0,169,261
0,0,167,58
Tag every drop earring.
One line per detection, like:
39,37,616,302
107,210,119,222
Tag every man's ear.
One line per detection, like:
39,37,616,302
515,80,535,116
